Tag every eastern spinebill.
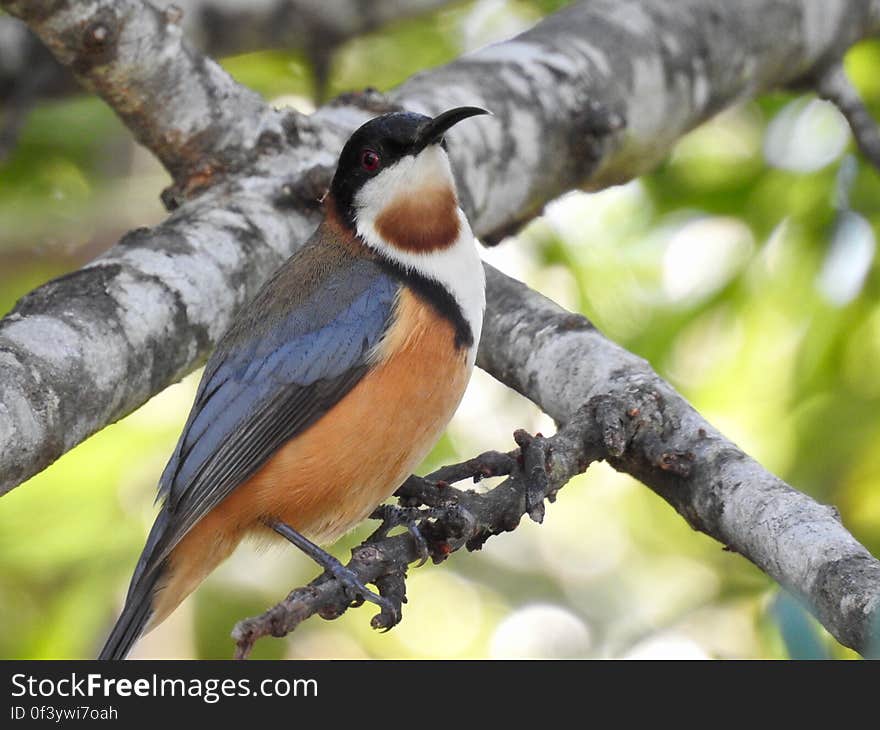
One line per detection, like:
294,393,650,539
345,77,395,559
99,106,490,659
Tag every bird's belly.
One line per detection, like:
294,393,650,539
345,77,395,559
212,289,474,545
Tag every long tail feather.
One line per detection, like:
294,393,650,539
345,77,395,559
97,572,162,660
99,511,171,660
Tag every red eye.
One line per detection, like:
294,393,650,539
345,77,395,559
360,148,381,172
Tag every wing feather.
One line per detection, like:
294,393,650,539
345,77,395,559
133,238,399,583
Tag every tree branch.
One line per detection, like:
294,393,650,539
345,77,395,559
479,266,880,656
2,0,285,188
0,0,457,109
2,0,880,656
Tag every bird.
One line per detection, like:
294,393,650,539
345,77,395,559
99,106,489,659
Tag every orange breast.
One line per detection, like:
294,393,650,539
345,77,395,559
211,287,470,543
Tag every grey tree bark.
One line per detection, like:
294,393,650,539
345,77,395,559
1,0,879,656
0,0,455,103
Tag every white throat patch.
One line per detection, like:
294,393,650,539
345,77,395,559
354,146,486,355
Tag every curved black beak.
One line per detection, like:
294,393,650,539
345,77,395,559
415,106,490,150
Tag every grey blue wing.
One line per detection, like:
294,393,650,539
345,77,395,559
127,253,399,593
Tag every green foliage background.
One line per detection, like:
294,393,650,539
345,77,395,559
1,1,878,659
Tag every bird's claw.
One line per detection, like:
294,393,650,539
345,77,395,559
371,504,431,566
322,559,395,616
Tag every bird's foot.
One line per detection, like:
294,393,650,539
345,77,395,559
318,556,397,617
370,504,431,566
267,519,395,615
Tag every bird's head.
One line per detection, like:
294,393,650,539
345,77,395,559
328,107,489,254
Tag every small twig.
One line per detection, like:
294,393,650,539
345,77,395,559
816,63,880,172
394,450,517,503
